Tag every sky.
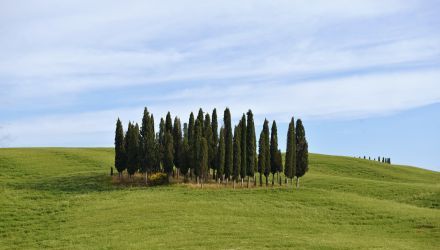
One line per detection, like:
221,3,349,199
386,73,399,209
0,0,439,171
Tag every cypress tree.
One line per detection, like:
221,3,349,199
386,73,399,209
163,131,174,179
200,138,208,187
197,108,204,132
246,110,256,187
262,119,271,186
165,112,173,133
284,117,296,184
270,120,278,186
240,114,247,186
295,119,309,188
173,117,183,178
257,128,266,186
181,136,190,182
204,113,215,177
188,112,195,143
159,118,165,168
114,118,126,178
217,127,225,183
126,122,140,177
193,119,203,183
188,112,195,177
211,109,219,178
224,108,233,184
140,108,155,183
233,125,241,188
276,149,283,185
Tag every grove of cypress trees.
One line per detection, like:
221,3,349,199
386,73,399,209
114,118,126,178
217,127,225,183
284,117,296,185
263,119,271,186
224,108,233,184
257,128,266,186
246,110,256,187
232,124,241,188
270,120,278,186
240,114,247,186
295,119,309,188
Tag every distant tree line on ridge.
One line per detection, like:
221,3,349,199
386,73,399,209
358,156,392,164
114,107,309,188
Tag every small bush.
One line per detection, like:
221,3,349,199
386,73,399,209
148,172,169,186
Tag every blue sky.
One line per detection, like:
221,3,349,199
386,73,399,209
0,0,439,171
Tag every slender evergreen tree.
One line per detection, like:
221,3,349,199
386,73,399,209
224,108,233,183
193,119,203,183
163,131,174,179
232,125,241,188
217,127,225,183
211,109,219,178
200,138,208,187
295,119,309,188
159,118,165,166
246,110,256,187
165,112,173,133
114,118,126,178
188,112,195,178
262,119,271,186
173,117,183,178
270,120,279,185
276,149,283,185
204,114,214,177
284,117,296,184
181,136,190,182
126,122,140,177
197,108,204,132
257,128,266,186
240,114,247,186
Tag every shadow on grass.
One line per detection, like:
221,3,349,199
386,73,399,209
10,173,117,194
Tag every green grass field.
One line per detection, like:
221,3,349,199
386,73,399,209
0,148,439,249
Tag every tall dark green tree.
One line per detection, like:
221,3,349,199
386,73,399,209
262,119,271,186
270,121,279,185
114,118,126,178
165,112,173,133
159,118,165,167
246,110,256,187
163,131,174,179
188,112,195,177
211,109,219,178
224,108,233,184
193,119,203,183
257,128,266,186
276,149,283,185
126,122,140,177
197,108,204,132
173,117,183,178
217,127,225,182
295,119,309,188
204,113,214,177
284,117,296,184
240,114,247,186
181,136,190,182
232,124,241,188
200,137,208,187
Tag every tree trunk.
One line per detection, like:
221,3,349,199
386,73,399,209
247,176,250,188
272,173,275,186
259,173,263,186
241,178,244,187
254,175,256,186
266,175,268,186
285,177,288,184
279,172,282,186
296,177,300,189
145,172,148,185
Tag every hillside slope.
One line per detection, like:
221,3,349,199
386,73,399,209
0,148,438,249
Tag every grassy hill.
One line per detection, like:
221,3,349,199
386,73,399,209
0,148,438,249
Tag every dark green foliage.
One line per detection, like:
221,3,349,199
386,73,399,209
217,127,225,179
180,136,190,176
296,119,309,179
140,108,155,174
263,119,271,183
165,112,173,133
240,114,247,180
173,117,183,171
270,120,279,176
223,108,233,180
197,108,204,132
163,131,174,176
188,113,195,143
204,114,215,171
257,128,265,185
200,138,209,182
246,110,256,177
126,122,140,176
211,109,219,172
159,118,165,164
114,118,126,174
233,125,241,182
276,149,283,174
284,117,296,179
193,119,203,178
